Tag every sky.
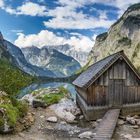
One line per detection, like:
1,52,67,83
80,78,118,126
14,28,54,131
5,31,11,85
0,0,140,52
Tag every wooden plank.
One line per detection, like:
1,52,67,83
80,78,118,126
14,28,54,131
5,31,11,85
94,109,120,140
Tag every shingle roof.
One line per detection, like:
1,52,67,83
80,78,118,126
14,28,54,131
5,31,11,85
73,50,139,88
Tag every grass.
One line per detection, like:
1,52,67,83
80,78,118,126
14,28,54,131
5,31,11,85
37,86,68,106
0,104,19,126
0,95,29,130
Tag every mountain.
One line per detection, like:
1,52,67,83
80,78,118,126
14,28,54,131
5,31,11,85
5,41,55,77
0,32,35,95
45,44,88,66
21,46,81,77
88,3,140,72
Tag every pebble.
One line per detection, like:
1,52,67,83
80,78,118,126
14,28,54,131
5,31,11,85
78,131,94,139
47,116,57,123
131,125,139,129
18,132,25,138
97,119,102,123
118,119,125,125
40,115,45,118
79,115,84,120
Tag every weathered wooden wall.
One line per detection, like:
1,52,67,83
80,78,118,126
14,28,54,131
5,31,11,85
77,58,140,107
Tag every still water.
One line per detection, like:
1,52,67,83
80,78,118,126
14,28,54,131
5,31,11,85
18,82,77,100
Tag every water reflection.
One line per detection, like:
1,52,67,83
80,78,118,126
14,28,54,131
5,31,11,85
18,82,77,100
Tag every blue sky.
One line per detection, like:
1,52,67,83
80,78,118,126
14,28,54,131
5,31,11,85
0,0,140,52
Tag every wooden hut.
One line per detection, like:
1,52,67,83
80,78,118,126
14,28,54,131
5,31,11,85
73,51,140,120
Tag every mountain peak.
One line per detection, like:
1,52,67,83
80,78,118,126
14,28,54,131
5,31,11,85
88,3,140,72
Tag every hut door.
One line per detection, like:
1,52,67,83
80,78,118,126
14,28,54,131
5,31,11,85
109,79,123,108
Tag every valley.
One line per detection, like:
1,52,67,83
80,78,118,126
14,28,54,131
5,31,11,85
1,2,140,140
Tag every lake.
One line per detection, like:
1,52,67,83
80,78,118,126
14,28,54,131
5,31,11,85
18,82,77,100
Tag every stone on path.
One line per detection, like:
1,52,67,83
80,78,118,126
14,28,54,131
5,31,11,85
78,131,94,139
47,116,57,123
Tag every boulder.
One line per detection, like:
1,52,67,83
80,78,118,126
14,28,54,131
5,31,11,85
78,131,94,139
32,100,46,108
47,116,57,123
117,119,125,125
50,98,80,123
126,117,136,125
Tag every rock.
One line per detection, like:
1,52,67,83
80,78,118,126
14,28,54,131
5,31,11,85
88,3,140,70
40,115,45,118
97,119,102,123
55,123,81,135
136,119,140,126
131,125,139,129
47,116,57,123
78,131,94,139
50,98,80,123
18,132,25,138
126,117,136,125
123,134,132,139
133,115,139,119
117,119,125,125
27,113,35,123
64,112,76,123
32,100,46,108
60,121,67,125
119,115,126,120
91,121,98,128
79,115,84,120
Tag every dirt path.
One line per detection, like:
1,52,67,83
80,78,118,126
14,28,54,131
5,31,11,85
0,107,82,140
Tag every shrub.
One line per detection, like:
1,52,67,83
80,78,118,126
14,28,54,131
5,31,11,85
10,97,28,117
0,104,19,127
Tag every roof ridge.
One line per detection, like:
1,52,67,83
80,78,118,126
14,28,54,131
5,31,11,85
73,50,125,88
87,50,123,69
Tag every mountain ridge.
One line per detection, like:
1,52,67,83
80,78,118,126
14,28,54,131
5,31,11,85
21,46,81,77
88,3,140,72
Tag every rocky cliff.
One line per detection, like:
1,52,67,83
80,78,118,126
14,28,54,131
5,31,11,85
21,46,81,77
89,3,140,71
45,44,88,66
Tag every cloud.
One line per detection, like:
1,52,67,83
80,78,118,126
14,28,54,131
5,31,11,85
43,4,115,29
0,0,4,7
3,2,47,16
16,2,47,16
14,30,95,52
